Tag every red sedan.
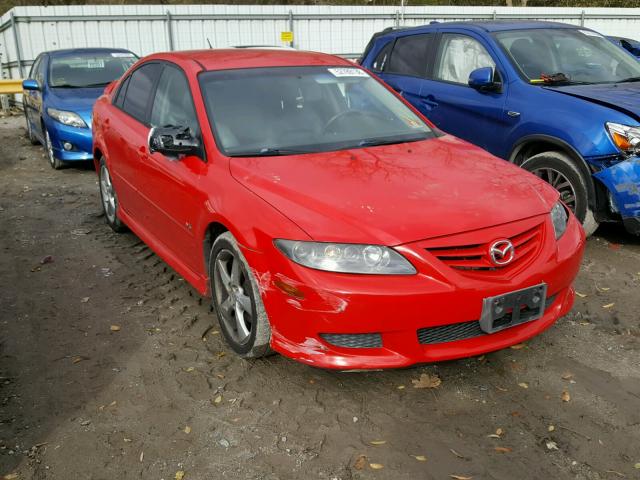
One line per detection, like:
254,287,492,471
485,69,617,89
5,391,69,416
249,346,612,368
92,49,585,369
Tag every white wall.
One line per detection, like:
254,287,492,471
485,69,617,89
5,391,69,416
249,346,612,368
2,4,640,80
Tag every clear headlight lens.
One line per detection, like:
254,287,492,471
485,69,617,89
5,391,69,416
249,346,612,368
47,108,87,128
550,202,568,240
606,122,640,154
275,240,416,275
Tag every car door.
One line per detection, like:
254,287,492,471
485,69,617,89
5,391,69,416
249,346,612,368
374,33,434,116
420,31,509,154
137,63,208,274
106,62,163,223
24,55,45,139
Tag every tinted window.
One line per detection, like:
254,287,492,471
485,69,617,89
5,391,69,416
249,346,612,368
387,34,431,77
114,75,130,109
200,66,433,156
371,41,393,72
434,34,495,84
122,63,162,123
49,52,137,88
150,65,198,134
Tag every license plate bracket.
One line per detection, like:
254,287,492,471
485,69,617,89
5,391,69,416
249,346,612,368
479,283,547,334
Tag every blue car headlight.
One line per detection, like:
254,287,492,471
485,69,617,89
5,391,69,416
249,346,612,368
550,202,568,240
606,122,640,155
275,240,416,275
47,108,87,128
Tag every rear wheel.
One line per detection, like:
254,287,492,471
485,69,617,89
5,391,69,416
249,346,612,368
44,128,64,170
98,158,127,233
520,151,599,236
210,232,272,359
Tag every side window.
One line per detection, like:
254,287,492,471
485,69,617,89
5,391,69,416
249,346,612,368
434,34,496,85
150,65,198,134
35,56,46,86
114,75,130,109
387,34,431,77
122,63,162,123
371,41,393,72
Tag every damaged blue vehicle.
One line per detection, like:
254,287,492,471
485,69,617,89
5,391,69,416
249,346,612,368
360,21,640,235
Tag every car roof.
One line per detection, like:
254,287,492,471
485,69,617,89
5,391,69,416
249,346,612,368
144,48,353,71
44,48,136,57
383,20,583,36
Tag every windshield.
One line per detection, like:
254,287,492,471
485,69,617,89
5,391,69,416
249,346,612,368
495,28,640,84
49,52,137,88
199,66,434,156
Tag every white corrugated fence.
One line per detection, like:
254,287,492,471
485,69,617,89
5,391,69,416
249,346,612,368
1,4,640,81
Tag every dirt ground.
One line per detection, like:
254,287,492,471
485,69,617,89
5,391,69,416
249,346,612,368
0,113,639,480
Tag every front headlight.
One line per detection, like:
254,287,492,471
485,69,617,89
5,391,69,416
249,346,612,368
47,108,87,128
550,202,568,240
275,240,417,275
606,122,640,155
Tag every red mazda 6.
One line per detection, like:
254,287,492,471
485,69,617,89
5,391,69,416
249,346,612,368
92,49,585,369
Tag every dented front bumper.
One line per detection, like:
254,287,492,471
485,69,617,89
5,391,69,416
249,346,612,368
594,156,640,233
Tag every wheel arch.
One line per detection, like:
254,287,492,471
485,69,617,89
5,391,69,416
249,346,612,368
202,220,230,293
509,134,597,210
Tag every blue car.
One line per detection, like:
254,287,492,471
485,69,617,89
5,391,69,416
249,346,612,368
22,48,137,169
608,36,640,59
360,21,640,236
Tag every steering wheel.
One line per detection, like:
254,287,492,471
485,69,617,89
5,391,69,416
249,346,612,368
322,110,387,134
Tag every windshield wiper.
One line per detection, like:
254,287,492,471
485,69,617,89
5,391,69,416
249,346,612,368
229,147,315,157
618,76,640,83
53,82,110,88
358,135,426,148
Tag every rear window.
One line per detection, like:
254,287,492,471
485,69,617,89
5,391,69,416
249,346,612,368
49,52,137,88
387,34,431,77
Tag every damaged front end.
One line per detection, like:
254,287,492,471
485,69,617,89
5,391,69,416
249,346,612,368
593,156,640,235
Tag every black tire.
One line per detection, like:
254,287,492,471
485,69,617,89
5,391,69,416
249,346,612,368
25,113,39,145
44,126,64,170
98,157,127,233
520,151,599,236
209,232,272,359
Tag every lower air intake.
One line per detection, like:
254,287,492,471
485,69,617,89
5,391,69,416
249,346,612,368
320,333,382,349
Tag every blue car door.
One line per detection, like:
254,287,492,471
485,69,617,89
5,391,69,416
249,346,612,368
24,55,47,140
419,30,510,154
374,33,435,117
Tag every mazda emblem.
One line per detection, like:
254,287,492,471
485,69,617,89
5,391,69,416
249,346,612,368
489,239,515,266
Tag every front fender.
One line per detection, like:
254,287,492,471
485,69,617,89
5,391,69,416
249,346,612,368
593,156,640,220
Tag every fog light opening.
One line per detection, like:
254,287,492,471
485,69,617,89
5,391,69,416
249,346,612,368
63,142,73,151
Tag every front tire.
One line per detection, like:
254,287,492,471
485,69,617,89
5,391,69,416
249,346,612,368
25,114,38,145
209,232,272,359
98,158,127,233
44,128,64,170
520,151,599,236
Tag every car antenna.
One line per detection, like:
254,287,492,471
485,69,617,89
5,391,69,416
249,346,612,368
207,38,213,49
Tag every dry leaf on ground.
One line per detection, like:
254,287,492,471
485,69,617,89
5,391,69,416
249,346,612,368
412,373,441,389
213,395,222,405
575,291,587,298
183,426,191,434
175,472,185,480
518,382,529,389
561,372,574,380
354,454,367,470
369,463,384,470
602,303,615,309
369,440,386,445
412,455,427,461
510,343,526,350
546,440,559,450
110,325,121,332
450,475,473,480
561,391,571,402
494,447,512,453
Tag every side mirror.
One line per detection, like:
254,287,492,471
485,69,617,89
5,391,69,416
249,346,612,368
468,67,500,92
22,79,40,91
149,126,200,158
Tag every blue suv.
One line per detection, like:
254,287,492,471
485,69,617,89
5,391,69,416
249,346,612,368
360,21,640,235
22,48,137,169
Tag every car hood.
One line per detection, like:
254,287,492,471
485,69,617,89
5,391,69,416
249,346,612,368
46,87,105,125
544,82,640,121
230,135,558,246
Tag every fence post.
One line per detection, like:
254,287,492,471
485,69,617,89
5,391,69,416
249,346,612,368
166,10,175,51
10,11,25,78
395,10,400,28
288,10,294,48
580,10,585,27
493,10,498,20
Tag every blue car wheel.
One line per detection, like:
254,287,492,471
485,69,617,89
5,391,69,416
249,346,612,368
44,128,64,170
25,114,38,145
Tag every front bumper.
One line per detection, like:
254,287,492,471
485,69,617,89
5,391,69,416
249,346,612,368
45,119,93,161
593,156,640,233
245,213,585,370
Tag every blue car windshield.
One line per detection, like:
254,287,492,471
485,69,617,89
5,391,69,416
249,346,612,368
199,66,434,157
496,28,640,84
49,52,137,88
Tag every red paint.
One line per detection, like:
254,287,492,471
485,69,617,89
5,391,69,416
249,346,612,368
93,49,585,370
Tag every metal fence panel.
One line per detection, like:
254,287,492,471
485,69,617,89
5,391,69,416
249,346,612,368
2,4,640,79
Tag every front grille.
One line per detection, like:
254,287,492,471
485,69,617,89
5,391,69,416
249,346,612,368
425,223,543,275
417,294,557,345
320,333,382,349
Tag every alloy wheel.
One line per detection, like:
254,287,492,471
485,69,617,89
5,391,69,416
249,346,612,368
100,164,116,223
213,248,254,345
531,167,577,212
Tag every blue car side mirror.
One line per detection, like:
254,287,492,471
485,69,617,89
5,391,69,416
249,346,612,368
22,79,40,91
468,67,500,92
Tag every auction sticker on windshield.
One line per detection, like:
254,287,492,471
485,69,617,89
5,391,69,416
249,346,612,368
328,68,369,77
